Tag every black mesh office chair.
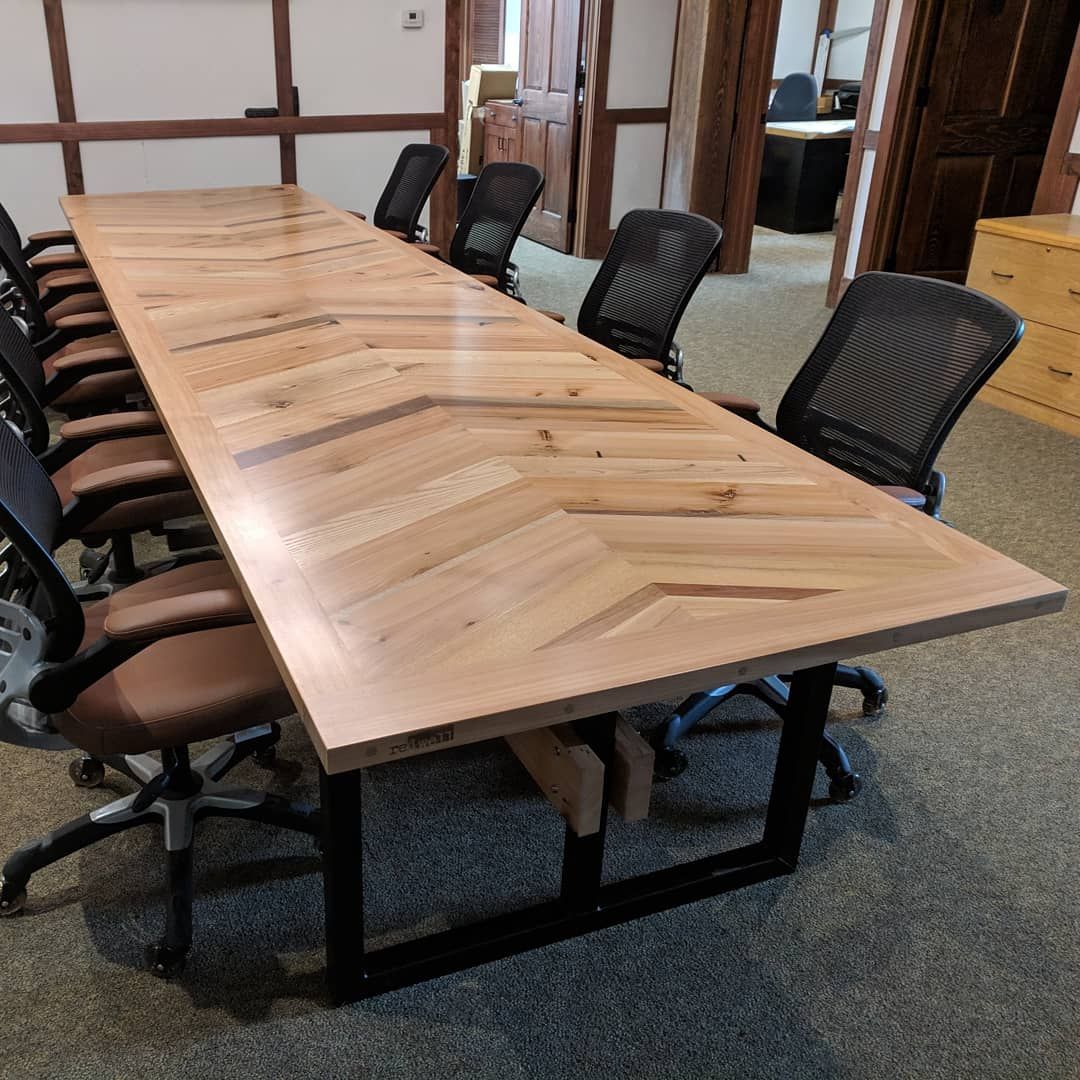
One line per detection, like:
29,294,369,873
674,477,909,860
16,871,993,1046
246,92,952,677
545,209,721,383
0,196,82,262
368,143,450,242
0,422,319,976
653,272,1025,798
418,162,545,295
768,72,818,122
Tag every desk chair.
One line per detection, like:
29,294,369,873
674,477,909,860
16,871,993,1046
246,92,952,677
0,197,85,273
0,423,318,976
0,229,137,413
417,162,544,296
350,143,450,243
0,309,201,584
769,73,818,122
539,209,722,383
653,272,1024,798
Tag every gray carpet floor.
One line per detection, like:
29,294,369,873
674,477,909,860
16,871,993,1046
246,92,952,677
1,230,1077,1080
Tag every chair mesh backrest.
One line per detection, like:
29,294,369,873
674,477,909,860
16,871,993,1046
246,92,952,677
0,308,48,452
768,73,818,122
0,421,82,658
776,272,1024,491
373,144,450,237
577,209,722,362
0,200,21,249
0,222,44,332
450,163,544,283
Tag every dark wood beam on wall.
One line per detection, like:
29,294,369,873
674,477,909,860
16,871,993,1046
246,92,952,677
430,0,464,254
41,0,83,195
663,0,782,274
272,0,297,185
1033,27,1080,214
816,0,839,43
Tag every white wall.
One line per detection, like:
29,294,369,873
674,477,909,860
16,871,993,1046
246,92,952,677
1072,115,1080,214
291,0,444,115
0,144,69,235
1,4,57,124
603,0,679,225
65,0,277,121
606,0,679,110
773,0,818,80
505,0,523,71
828,0,874,82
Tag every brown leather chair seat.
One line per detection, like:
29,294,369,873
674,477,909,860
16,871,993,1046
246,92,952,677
57,561,292,756
50,433,201,534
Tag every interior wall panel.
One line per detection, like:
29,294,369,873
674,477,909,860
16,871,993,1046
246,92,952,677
609,122,666,227
290,0,444,115
830,0,875,81
606,0,679,110
80,137,282,194
0,3,59,123
773,0,818,79
0,143,70,235
296,131,432,218
64,0,277,121
844,148,876,278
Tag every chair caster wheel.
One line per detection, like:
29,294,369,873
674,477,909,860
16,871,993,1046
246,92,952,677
652,744,688,781
0,883,27,917
828,772,862,802
253,746,277,769
68,757,106,788
148,942,188,978
862,687,888,717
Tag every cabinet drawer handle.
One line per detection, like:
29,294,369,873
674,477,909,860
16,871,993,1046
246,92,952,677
990,270,1014,279
1047,366,1074,377
1068,288,1080,297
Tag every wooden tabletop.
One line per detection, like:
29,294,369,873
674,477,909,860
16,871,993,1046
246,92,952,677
764,120,856,140
63,185,1066,773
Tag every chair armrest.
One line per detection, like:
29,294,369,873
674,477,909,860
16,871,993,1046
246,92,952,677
381,228,409,240
539,310,566,324
47,369,146,414
877,485,928,509
349,210,367,221
471,274,500,289
698,391,763,418
104,589,253,643
45,292,107,327
70,458,186,499
52,310,116,335
24,228,77,259
415,242,441,256
39,268,96,293
634,359,665,373
51,345,132,372
29,251,87,274
59,411,162,443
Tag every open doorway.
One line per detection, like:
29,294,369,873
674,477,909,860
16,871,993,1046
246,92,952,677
748,0,877,299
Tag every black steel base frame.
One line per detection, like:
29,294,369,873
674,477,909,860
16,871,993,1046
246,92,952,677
319,663,838,1003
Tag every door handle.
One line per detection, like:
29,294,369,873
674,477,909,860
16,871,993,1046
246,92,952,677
990,270,1014,279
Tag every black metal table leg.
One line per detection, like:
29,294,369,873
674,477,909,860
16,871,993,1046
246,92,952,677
560,713,617,913
319,665,839,1001
763,662,838,867
320,764,366,1004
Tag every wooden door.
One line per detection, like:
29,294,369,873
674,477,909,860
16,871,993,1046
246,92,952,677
518,0,586,250
890,0,1080,282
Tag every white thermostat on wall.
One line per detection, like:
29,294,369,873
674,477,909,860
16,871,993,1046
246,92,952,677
402,8,424,28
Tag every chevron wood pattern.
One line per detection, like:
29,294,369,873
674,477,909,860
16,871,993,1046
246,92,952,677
62,186,1066,773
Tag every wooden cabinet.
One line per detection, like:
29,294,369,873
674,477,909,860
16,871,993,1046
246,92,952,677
482,100,521,166
967,214,1080,438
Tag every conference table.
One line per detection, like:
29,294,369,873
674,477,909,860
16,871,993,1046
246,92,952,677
62,185,1065,1002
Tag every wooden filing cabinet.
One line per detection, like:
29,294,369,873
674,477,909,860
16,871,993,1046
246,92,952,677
966,214,1080,437
483,100,521,165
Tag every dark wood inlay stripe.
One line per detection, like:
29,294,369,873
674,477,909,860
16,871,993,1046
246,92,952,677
173,314,336,353
265,239,375,261
234,396,437,469
658,583,838,600
226,209,326,227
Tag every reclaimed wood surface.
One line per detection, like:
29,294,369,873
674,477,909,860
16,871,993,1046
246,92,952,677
62,186,1066,773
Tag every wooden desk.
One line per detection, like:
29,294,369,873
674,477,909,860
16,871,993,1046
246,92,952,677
757,120,855,234
63,186,1064,1000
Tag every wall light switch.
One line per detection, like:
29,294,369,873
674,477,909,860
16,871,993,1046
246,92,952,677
402,8,424,28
